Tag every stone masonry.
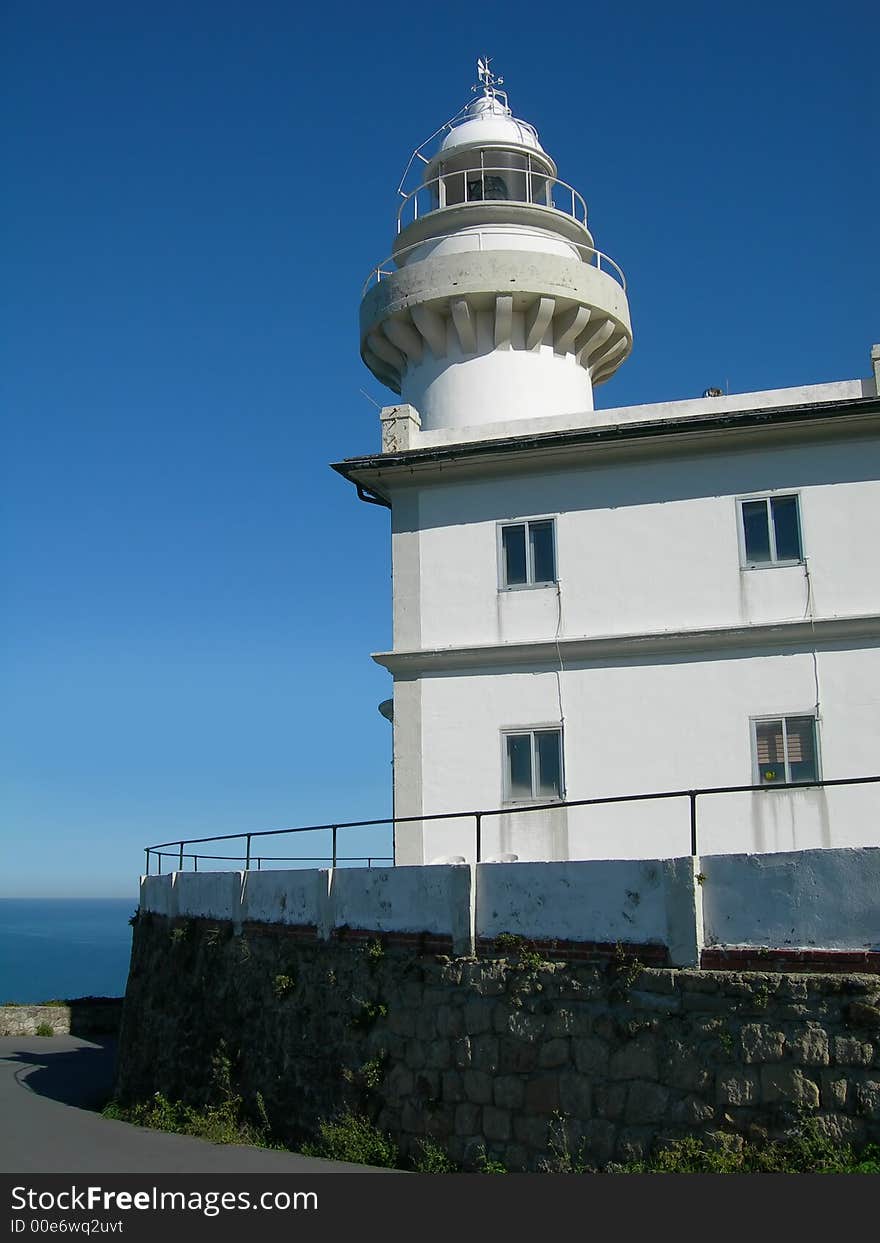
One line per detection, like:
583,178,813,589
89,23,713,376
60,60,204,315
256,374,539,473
115,913,880,1171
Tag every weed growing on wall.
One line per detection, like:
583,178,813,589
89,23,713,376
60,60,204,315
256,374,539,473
273,973,295,999
300,1111,399,1168
474,1145,508,1174
103,1039,275,1149
607,1120,880,1174
412,1139,457,1173
34,1022,53,1037
608,941,644,1000
364,938,385,965
349,999,388,1031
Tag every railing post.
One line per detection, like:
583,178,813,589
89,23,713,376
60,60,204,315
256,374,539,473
144,849,150,876
257,856,262,871
689,791,698,857
194,855,199,873
178,841,184,871
475,813,482,863
331,826,338,868
158,853,162,875
245,834,252,870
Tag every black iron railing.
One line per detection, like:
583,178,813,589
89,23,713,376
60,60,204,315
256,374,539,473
143,774,880,874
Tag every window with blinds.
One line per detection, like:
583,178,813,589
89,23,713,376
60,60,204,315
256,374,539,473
753,716,819,784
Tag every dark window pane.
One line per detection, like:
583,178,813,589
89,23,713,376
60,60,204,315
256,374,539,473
786,716,817,783
530,521,555,583
742,500,771,562
755,720,784,784
771,496,802,561
535,731,562,798
482,174,509,200
502,525,527,585
506,734,533,799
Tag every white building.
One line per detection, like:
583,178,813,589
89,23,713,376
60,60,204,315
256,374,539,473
335,64,880,867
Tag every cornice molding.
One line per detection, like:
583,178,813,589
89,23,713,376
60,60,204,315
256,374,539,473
334,396,880,500
372,614,880,676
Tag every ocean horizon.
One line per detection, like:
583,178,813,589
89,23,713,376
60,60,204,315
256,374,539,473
0,898,135,1004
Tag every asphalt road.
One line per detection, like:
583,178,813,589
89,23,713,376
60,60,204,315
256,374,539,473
0,1035,395,1173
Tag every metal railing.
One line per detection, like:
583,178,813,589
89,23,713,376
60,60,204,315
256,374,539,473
362,231,627,297
397,167,590,233
144,773,880,875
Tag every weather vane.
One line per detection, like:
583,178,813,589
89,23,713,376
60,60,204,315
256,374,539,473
474,56,504,96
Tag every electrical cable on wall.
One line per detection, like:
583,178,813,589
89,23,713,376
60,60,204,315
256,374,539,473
802,557,821,718
554,579,567,777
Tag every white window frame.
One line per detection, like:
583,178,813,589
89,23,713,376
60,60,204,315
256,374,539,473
497,516,557,590
736,491,804,569
501,725,565,804
750,713,821,787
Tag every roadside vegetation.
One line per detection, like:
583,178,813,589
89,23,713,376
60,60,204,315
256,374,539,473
101,1090,880,1173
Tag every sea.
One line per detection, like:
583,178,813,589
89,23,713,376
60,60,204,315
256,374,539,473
0,898,135,1004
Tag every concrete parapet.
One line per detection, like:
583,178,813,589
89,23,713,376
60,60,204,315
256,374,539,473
173,871,243,924
138,846,880,965
331,864,475,955
475,857,700,965
702,846,880,951
241,869,324,929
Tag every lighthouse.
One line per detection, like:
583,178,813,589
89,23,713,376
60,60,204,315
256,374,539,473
359,58,632,431
335,62,880,869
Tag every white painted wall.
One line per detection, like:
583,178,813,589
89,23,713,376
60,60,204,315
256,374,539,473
400,307,595,429
241,870,325,927
386,424,880,867
394,646,880,865
400,436,880,651
702,847,880,951
174,872,244,922
332,864,473,953
137,848,878,962
475,857,698,965
139,865,473,955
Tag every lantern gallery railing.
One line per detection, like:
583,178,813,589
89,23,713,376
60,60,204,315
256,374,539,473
362,232,627,297
396,168,589,232
144,773,880,875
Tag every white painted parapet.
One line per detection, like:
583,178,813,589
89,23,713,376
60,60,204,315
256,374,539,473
139,873,177,919
241,869,326,928
702,847,880,951
138,847,880,964
475,857,701,966
173,871,244,923
332,864,474,955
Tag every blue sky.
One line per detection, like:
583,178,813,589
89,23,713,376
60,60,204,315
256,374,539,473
2,1,877,896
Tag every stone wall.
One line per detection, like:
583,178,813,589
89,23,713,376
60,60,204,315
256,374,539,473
0,998,123,1038
115,913,880,1170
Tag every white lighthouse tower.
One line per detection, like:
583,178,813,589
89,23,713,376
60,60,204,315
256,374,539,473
360,59,632,431
337,63,880,869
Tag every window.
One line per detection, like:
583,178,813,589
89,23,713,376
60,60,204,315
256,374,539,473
467,173,509,201
500,519,556,588
503,729,564,801
752,716,819,785
739,494,803,566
